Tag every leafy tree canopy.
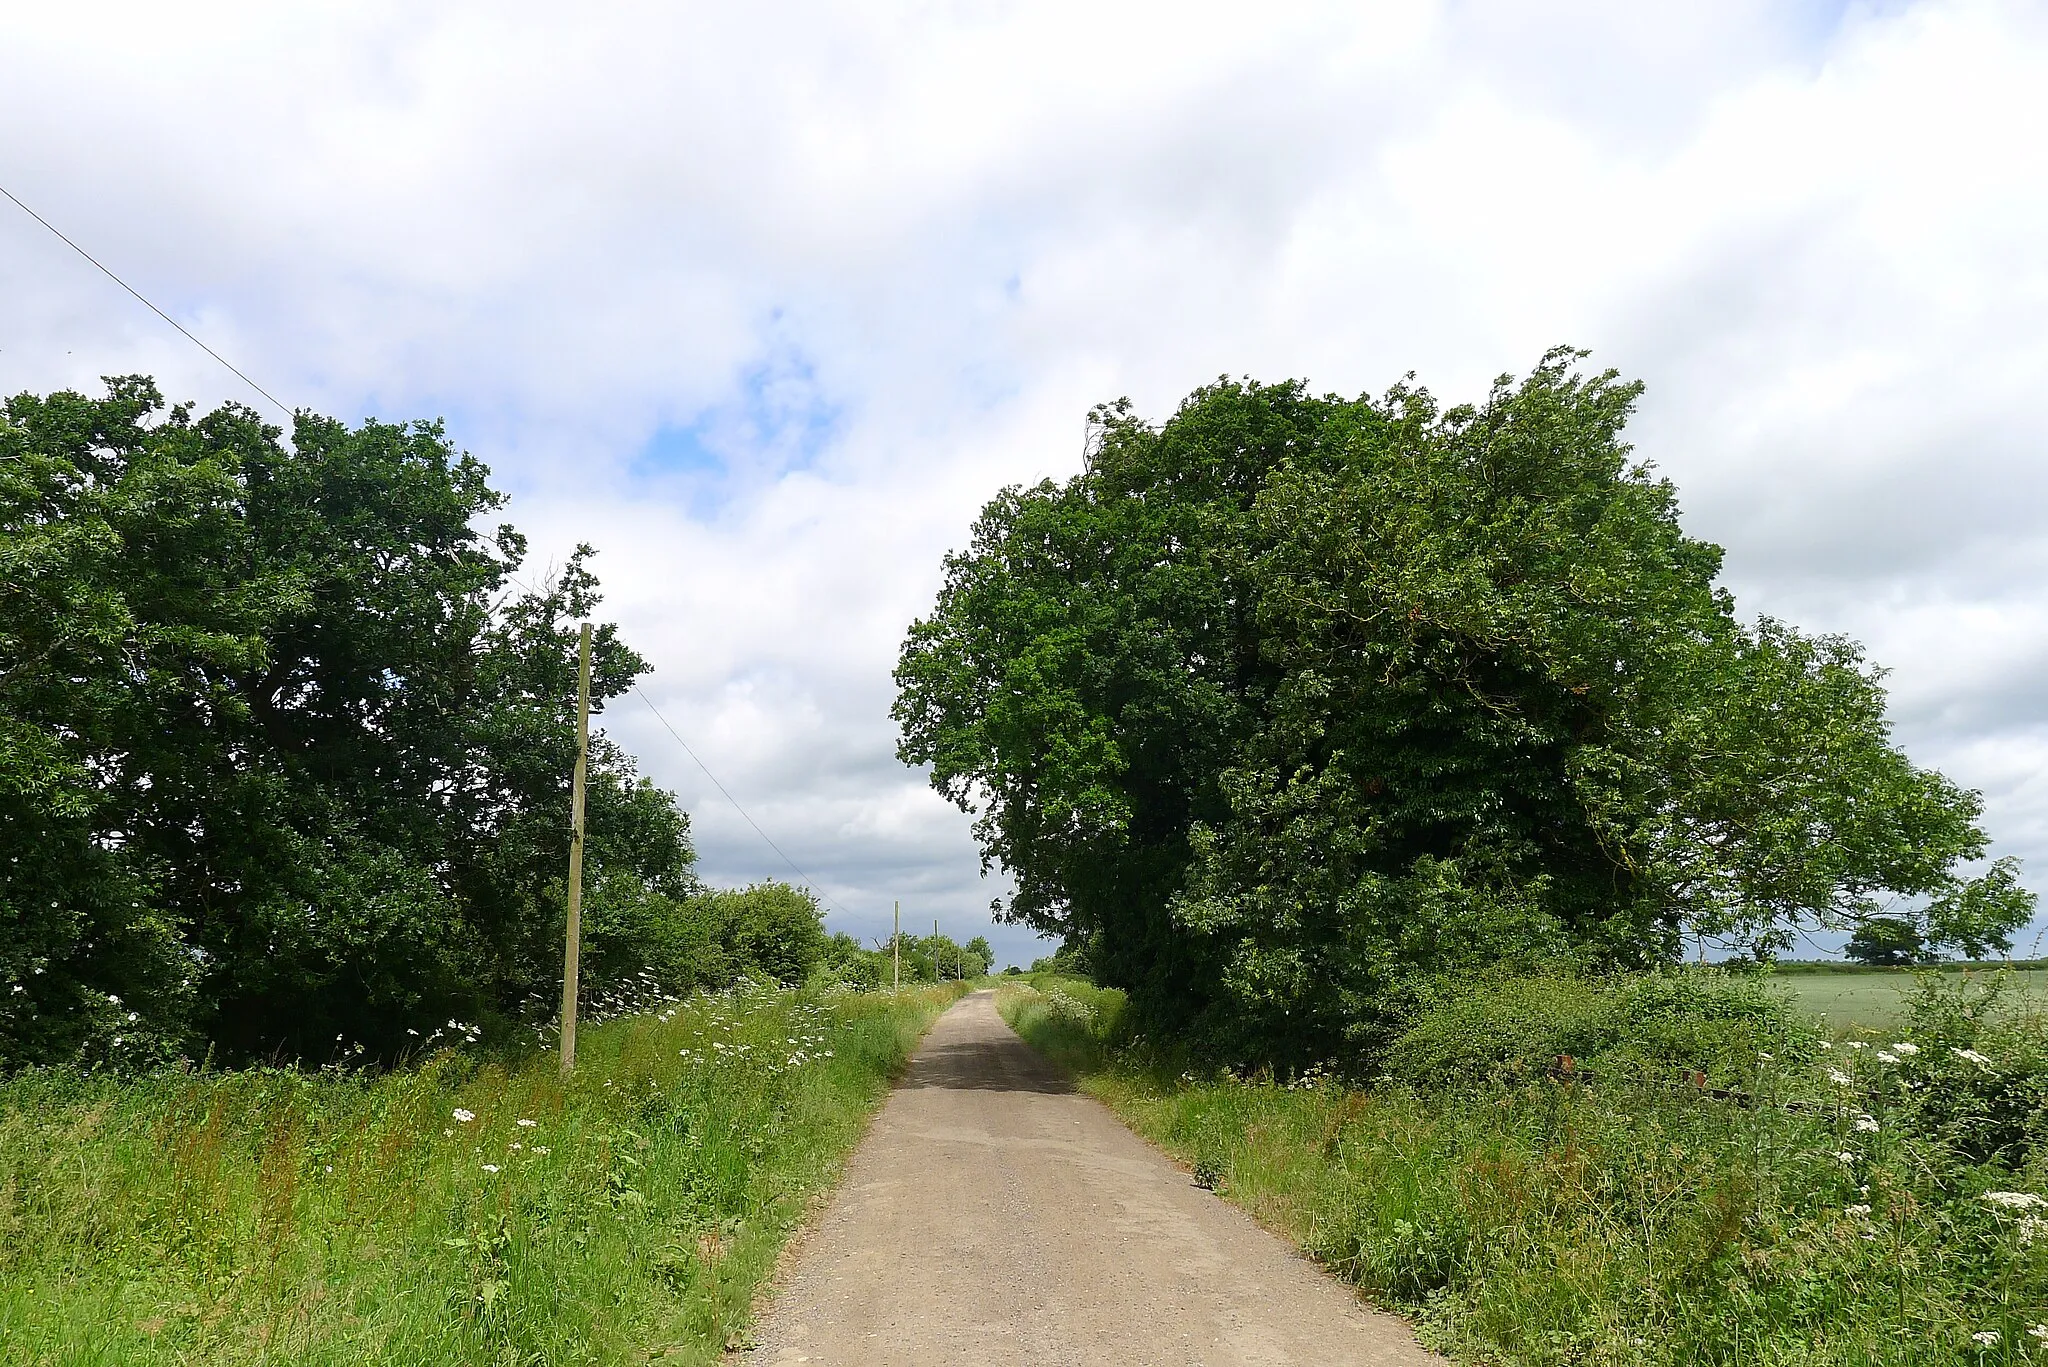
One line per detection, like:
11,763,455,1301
1,378,692,1067
894,351,2033,1062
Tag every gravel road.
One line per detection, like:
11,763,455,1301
750,989,1442,1366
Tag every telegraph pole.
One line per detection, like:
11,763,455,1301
893,900,901,991
559,623,592,1076
935,918,941,981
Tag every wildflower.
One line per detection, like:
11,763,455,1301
1826,1068,1854,1086
516,1118,538,1128
1951,1047,1994,1069
509,1143,523,1151
1891,1041,1920,1057
443,1128,454,1138
1876,1051,1899,1065
532,1146,550,1155
481,1163,500,1174
1847,1041,1868,1050
1853,1115,1879,1134
1845,1204,1872,1217
1817,1041,1834,1051
1758,1052,1774,1062
1972,1331,2000,1346
452,1108,476,1123
1982,1192,2048,1211
1837,1152,1857,1165
2028,1324,2048,1344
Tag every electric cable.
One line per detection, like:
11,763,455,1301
632,684,851,919
0,180,292,419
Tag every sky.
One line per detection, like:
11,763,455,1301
4,0,2046,966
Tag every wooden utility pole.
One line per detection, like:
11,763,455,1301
559,622,592,1076
935,918,941,981
893,900,901,992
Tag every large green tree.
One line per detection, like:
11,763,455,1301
1,378,693,1067
895,352,2033,1061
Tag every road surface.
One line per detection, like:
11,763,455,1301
750,989,1442,1366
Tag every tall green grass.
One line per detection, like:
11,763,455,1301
1,981,966,1366
1000,974,2048,1366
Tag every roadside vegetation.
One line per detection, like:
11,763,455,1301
1,980,967,1366
1001,970,2048,1365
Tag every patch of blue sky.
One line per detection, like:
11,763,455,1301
632,343,845,493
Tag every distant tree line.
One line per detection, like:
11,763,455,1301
0,378,818,1069
895,350,2037,1065
814,929,994,989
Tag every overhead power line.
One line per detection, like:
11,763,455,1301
632,684,850,919
0,180,292,420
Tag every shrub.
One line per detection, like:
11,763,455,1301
1382,968,1817,1088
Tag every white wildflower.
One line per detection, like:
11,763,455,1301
452,1108,476,1123
481,1163,500,1174
1817,1041,1834,1051
1951,1047,1994,1069
1891,1041,1920,1057
1876,1051,1899,1065
1982,1192,2048,1210
1758,1052,1774,1062
1845,1204,1872,1217
516,1118,538,1128
2028,1324,2048,1344
1847,1041,1869,1050
1837,1151,1857,1165
509,1143,522,1151
1972,1330,1999,1346
1827,1068,1854,1086
532,1146,550,1155
1853,1115,1879,1134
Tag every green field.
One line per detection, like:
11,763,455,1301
1777,967,2048,1031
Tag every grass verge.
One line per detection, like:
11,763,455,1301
1,980,967,1366
998,975,2048,1366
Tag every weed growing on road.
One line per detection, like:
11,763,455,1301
0,981,966,1365
1000,974,2048,1366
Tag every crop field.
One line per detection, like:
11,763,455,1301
0,981,965,1367
1779,968,2048,1031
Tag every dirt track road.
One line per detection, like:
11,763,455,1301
751,990,1441,1366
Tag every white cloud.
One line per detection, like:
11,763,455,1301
5,0,2046,962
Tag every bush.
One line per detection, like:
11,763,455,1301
583,879,827,1004
1383,968,1818,1088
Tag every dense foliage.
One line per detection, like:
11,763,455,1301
0,378,696,1067
898,351,2033,1062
